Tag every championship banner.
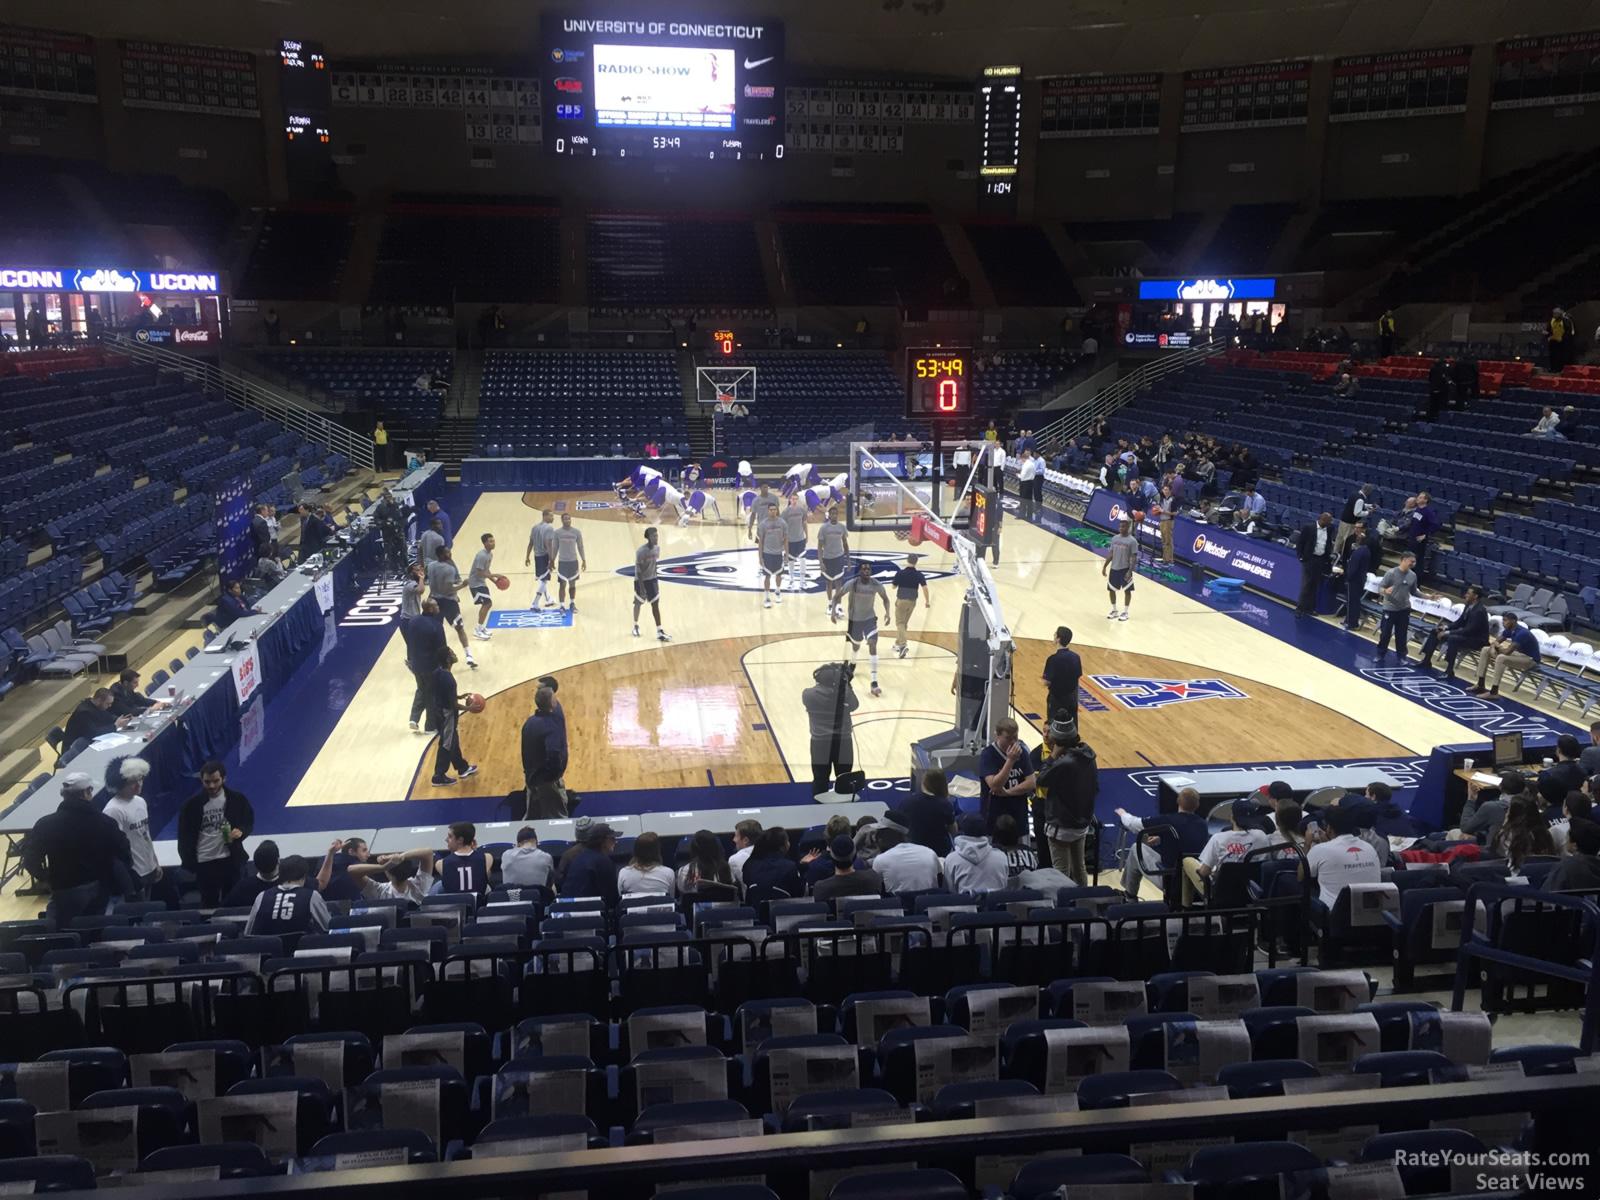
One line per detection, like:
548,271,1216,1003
231,642,261,706
119,40,260,117
0,25,97,103
1329,47,1470,121
1492,31,1600,110
327,61,542,146
1084,488,1303,606
1039,72,1161,139
1181,60,1309,131
784,76,973,154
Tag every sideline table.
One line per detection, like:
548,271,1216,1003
0,467,441,848
1154,766,1412,814
644,802,890,841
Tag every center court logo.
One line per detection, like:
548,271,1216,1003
617,547,958,594
1091,675,1248,710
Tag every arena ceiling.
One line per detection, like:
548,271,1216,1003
12,0,1600,76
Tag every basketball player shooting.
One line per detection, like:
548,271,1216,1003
833,561,892,697
467,532,509,640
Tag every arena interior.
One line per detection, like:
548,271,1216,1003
0,2,1599,1196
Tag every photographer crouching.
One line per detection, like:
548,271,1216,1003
804,661,860,796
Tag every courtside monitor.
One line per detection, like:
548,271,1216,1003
905,349,970,418
542,14,784,161
1493,731,1523,769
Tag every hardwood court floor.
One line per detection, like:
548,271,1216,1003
287,489,1473,808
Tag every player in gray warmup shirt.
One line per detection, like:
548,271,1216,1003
425,546,476,666
758,502,789,609
417,519,445,576
1102,518,1139,622
524,509,557,608
632,526,671,641
467,532,508,641
782,496,810,592
833,561,892,697
815,507,851,616
554,512,586,613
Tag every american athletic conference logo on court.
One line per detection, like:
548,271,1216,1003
1091,675,1248,710
616,548,958,594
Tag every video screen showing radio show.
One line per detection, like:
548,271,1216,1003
0,3,1599,1197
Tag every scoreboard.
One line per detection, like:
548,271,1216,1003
541,14,784,162
906,351,970,419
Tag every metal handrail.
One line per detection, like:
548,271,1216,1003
110,334,376,470
1031,338,1218,450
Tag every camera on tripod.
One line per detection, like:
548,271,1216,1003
812,660,855,686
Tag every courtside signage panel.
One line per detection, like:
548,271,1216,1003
542,14,783,161
0,267,221,292
1137,278,1275,301
1085,488,1302,605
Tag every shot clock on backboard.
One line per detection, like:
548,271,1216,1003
905,349,970,418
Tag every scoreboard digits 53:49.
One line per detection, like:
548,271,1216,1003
905,350,970,418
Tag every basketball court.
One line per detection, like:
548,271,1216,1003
262,480,1476,827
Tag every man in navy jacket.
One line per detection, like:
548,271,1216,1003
1339,532,1373,631
1417,585,1490,679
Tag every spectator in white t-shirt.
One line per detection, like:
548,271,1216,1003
728,819,761,887
499,826,555,889
618,832,677,897
102,756,159,899
1182,803,1271,905
346,846,436,906
1301,806,1381,909
871,824,944,894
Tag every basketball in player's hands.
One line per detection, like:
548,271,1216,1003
493,576,510,590
1132,510,1146,522
465,693,487,713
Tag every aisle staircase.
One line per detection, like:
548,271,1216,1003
678,351,714,459
431,348,480,471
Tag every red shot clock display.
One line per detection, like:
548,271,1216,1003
905,350,970,418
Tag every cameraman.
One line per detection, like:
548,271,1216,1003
374,488,408,575
804,662,860,795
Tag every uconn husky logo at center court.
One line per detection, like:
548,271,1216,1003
616,548,959,594
1091,675,1249,710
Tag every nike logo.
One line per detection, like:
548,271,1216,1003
744,56,774,69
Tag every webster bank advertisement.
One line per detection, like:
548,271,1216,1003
1085,488,1302,605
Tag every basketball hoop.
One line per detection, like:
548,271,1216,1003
695,364,758,410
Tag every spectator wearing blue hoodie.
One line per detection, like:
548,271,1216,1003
943,813,1011,894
